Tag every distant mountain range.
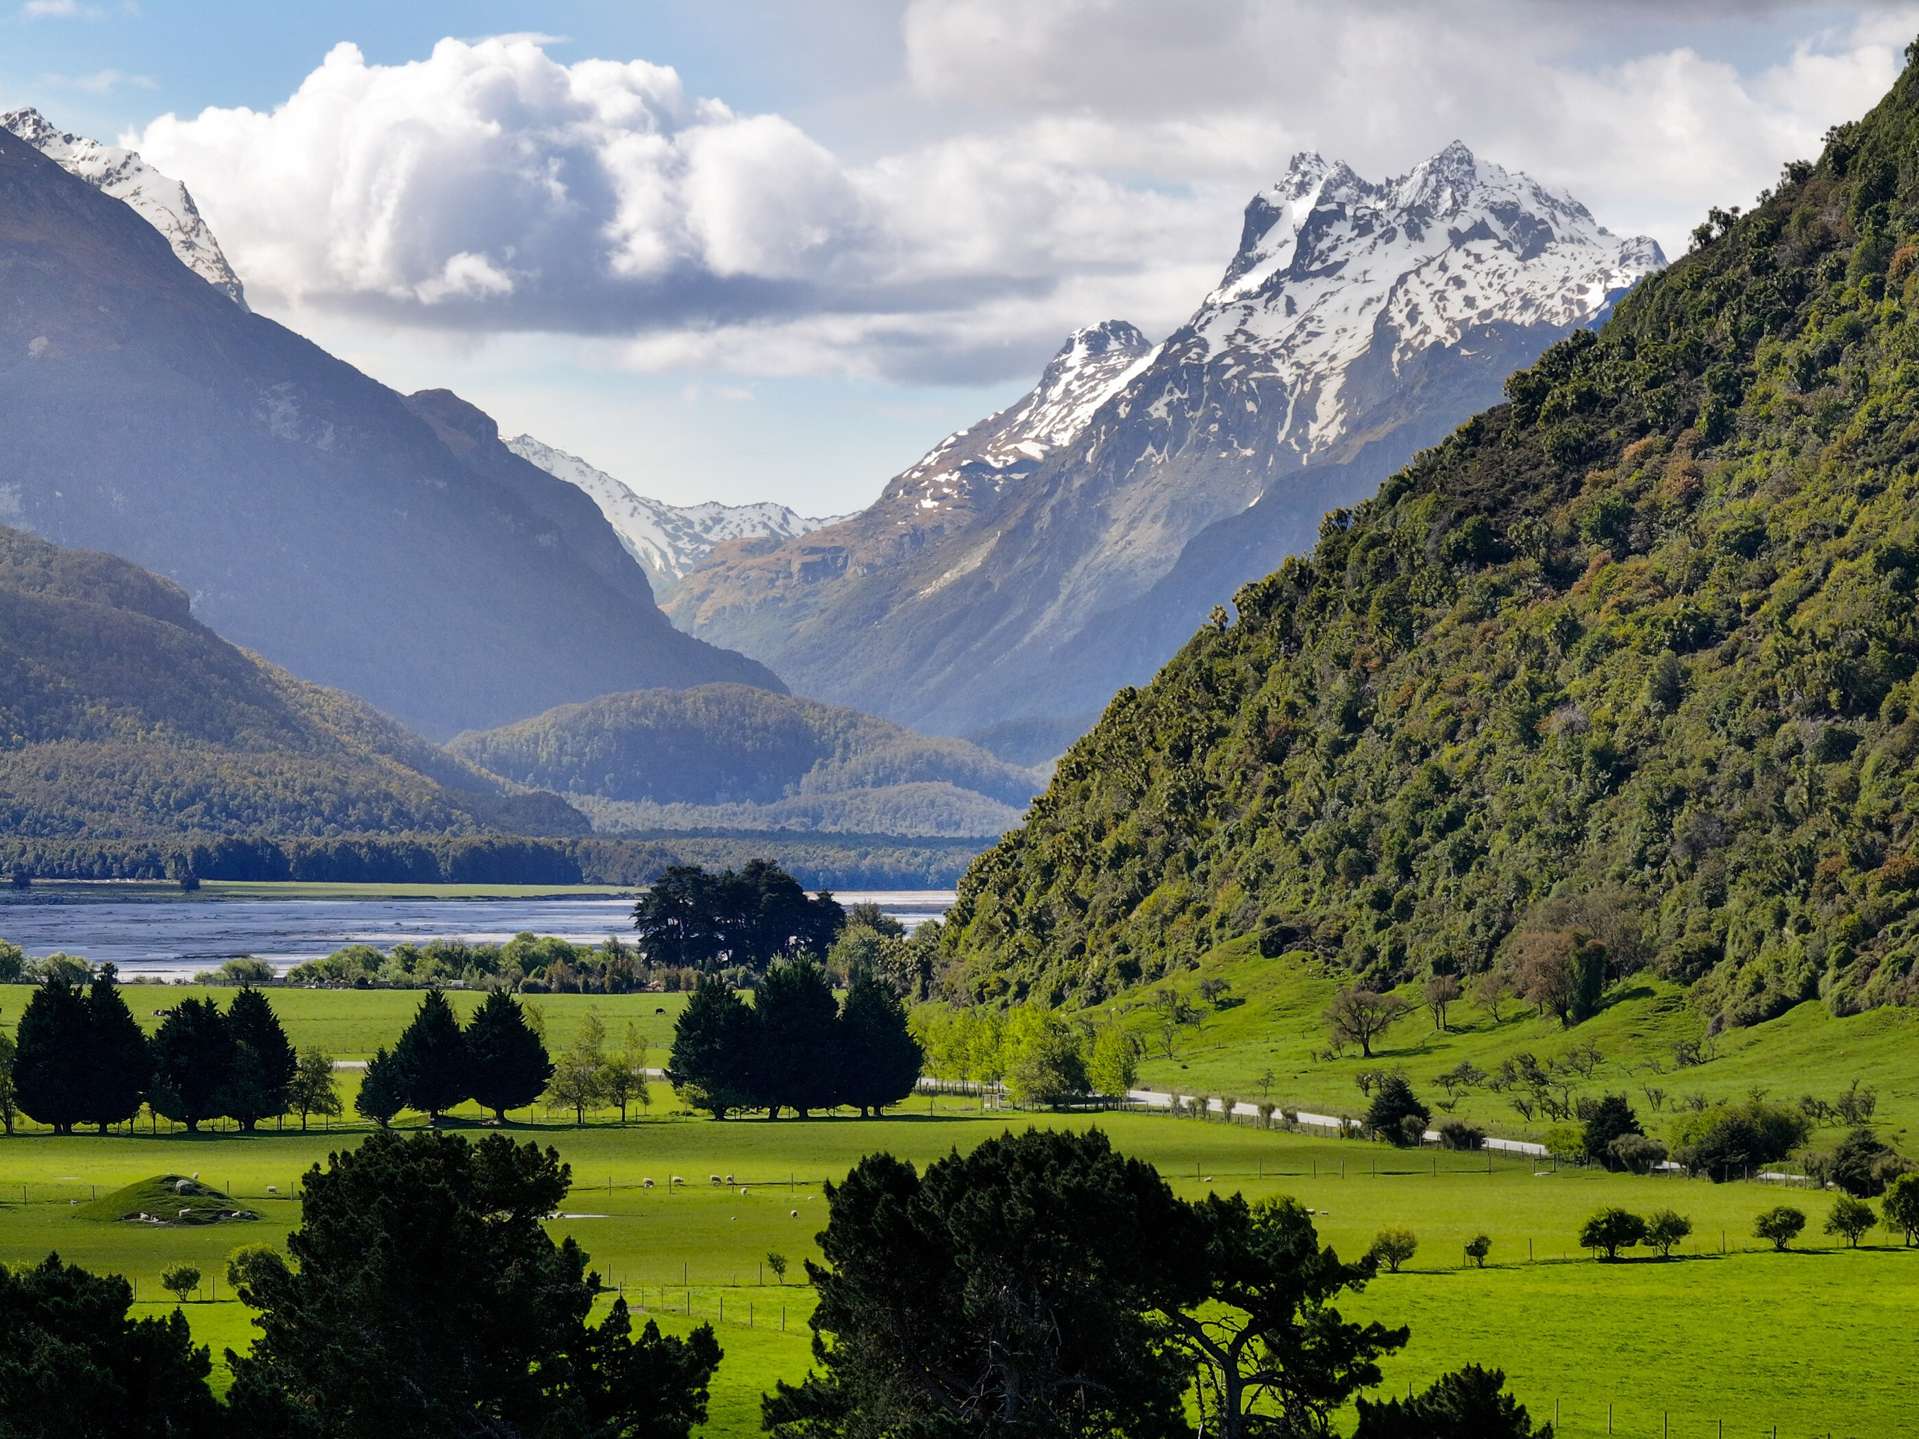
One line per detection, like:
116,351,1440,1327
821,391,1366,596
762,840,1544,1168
668,144,1664,752
450,684,1043,840
504,434,847,599
0,112,779,740
0,523,584,838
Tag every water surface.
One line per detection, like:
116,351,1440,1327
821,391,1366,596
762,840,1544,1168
0,889,955,980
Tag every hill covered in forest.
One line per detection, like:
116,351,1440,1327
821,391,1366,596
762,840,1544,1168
0,525,583,837
942,48,1919,1031
451,685,1042,839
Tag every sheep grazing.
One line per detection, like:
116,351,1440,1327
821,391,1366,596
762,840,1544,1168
789,1209,800,1219
670,1176,685,1187
266,1185,279,1196
723,1173,735,1185
739,1187,749,1197
709,1175,723,1186
642,1178,656,1190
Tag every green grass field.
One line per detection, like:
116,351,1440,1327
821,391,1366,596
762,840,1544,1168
1098,938,1919,1150
0,1096,1910,1437
0,985,689,1064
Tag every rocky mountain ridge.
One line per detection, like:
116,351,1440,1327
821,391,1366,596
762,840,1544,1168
2,106,248,306
667,143,1663,747
504,433,846,597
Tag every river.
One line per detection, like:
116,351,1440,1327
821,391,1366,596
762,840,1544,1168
0,889,955,980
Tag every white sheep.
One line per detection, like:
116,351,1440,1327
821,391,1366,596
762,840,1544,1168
739,1187,748,1197
670,1175,685,1187
789,1209,800,1219
266,1185,279,1196
709,1174,723,1186
723,1173,735,1185
642,1178,655,1190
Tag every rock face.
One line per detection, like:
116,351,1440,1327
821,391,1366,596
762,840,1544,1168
504,434,847,599
0,127,781,739
2,106,249,306
668,146,1663,749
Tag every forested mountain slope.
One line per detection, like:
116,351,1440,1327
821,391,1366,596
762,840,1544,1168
0,526,584,837
943,50,1919,1030
451,685,1042,838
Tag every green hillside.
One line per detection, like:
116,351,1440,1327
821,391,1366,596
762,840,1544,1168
0,525,583,837
944,50,1919,1029
452,684,1041,838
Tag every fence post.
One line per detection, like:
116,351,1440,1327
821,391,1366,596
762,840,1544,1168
1607,1402,1612,1434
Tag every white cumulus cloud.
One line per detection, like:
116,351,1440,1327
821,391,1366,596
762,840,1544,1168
128,10,1919,389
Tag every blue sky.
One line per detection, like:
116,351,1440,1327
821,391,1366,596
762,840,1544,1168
4,1,1914,511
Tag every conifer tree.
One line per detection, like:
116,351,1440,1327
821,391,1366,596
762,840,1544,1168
355,1047,404,1129
392,989,470,1123
666,976,755,1119
223,986,297,1131
753,959,841,1119
149,997,233,1134
836,966,923,1117
12,977,91,1134
82,965,149,1134
466,990,553,1122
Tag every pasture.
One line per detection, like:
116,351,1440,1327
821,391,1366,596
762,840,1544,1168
0,1096,1912,1436
1099,938,1919,1146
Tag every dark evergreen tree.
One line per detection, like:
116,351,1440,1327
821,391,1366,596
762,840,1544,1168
223,986,297,1132
1354,1364,1550,1438
665,975,756,1119
12,978,91,1134
634,860,845,975
836,966,923,1117
225,1130,721,1439
764,1127,1195,1439
149,998,234,1134
1581,1093,1643,1166
355,1047,404,1129
392,989,470,1122
753,959,841,1119
1365,1074,1431,1147
82,965,150,1134
0,1254,225,1438
465,990,553,1122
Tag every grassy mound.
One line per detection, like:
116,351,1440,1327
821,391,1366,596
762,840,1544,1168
76,1174,258,1226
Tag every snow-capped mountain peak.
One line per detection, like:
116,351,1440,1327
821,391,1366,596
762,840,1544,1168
2,107,247,307
886,318,1156,513
505,434,847,594
1188,141,1666,451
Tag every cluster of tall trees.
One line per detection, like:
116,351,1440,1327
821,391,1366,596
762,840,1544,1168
8,969,333,1136
632,861,844,975
768,1127,1547,1438
667,963,922,1119
355,991,554,1128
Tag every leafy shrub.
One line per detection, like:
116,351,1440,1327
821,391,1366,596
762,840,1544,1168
1579,1208,1645,1260
1825,1196,1876,1248
1463,1234,1492,1268
1607,1134,1668,1174
1670,1101,1811,1182
1436,1120,1484,1151
1644,1209,1692,1258
1370,1228,1418,1273
1753,1206,1807,1251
